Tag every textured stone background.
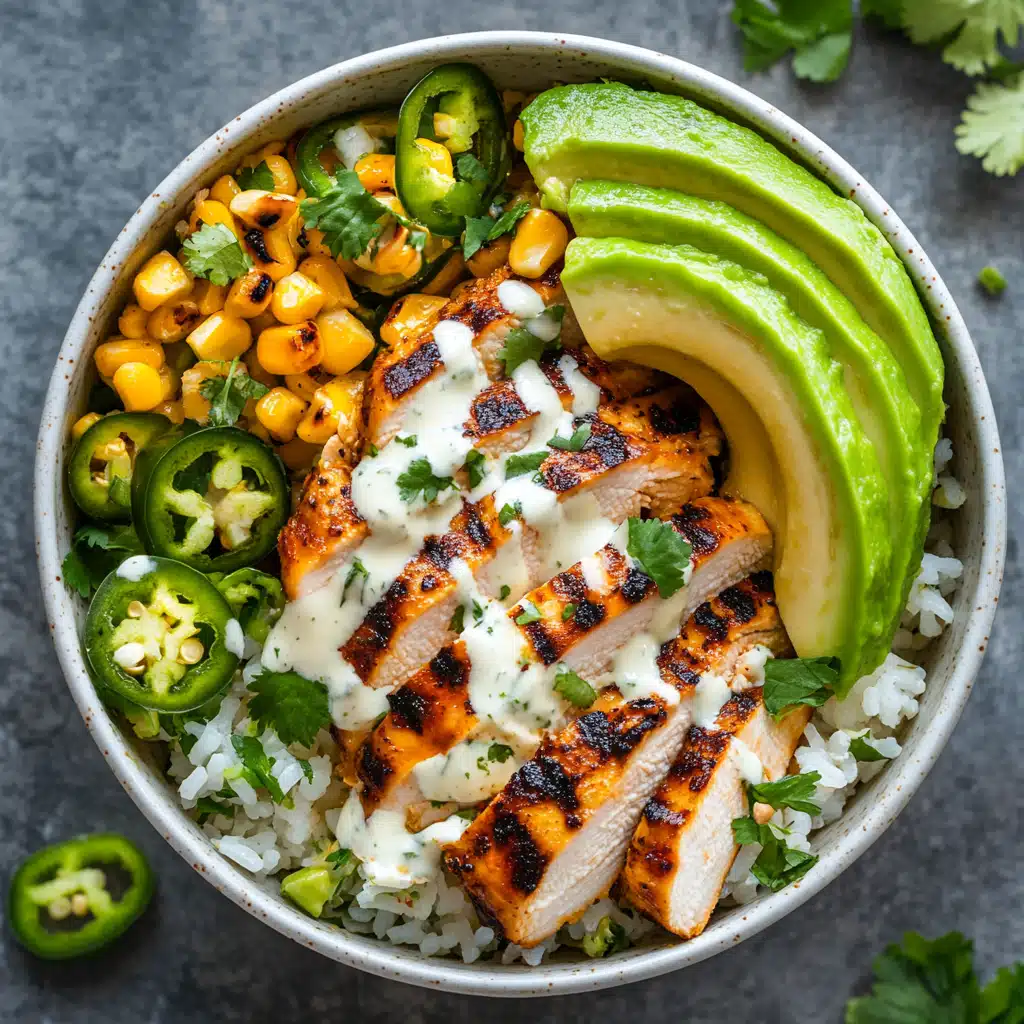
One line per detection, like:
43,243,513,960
0,1,1020,1021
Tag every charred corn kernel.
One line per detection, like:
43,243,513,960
276,437,321,472
113,362,164,411
317,309,375,374
422,250,467,296
255,387,306,442
513,119,525,152
414,138,454,179
244,226,297,282
380,294,449,346
467,234,512,278
331,373,365,450
186,312,252,361
370,228,422,278
192,279,227,316
299,256,356,311
181,361,250,423
509,209,569,279
354,153,395,193
229,190,299,231
118,304,149,339
284,208,306,259
157,365,179,402
257,321,321,375
305,227,332,259
210,175,241,206
284,372,320,402
147,300,202,344
297,376,358,444
225,270,274,319
243,347,278,389
189,199,239,239
71,412,102,442
94,338,165,378
152,399,185,425
271,271,325,324
132,251,192,311
263,154,298,195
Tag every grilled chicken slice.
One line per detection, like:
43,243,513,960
442,572,786,946
620,689,811,939
357,498,771,817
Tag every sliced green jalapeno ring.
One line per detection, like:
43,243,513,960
85,555,240,712
395,63,510,237
131,426,289,574
67,412,171,521
8,834,154,960
211,568,284,645
296,109,399,198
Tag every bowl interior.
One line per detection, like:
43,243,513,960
36,32,1005,996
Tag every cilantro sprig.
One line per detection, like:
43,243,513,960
554,665,598,708
299,170,390,261
748,771,822,816
625,518,692,598
548,422,592,452
61,523,144,599
231,734,286,803
505,451,548,480
497,325,562,374
463,201,532,259
182,223,253,286
397,457,456,504
246,669,331,747
762,656,840,719
199,358,270,427
236,160,276,192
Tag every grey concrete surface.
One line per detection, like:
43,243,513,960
0,1,1020,1021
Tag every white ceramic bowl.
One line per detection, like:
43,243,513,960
35,31,1006,996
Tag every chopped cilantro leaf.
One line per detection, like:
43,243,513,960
901,0,1024,77
462,201,532,259
343,558,368,598
299,759,315,784
455,807,480,821
299,170,388,261
395,434,418,447
956,76,1024,177
553,665,597,708
979,265,1009,295
498,501,523,526
199,358,270,427
762,657,839,719
246,669,331,747
231,734,286,803
731,816,818,892
455,153,491,185
582,915,630,958
497,326,560,374
748,771,822,815
515,600,542,626
195,796,235,822
487,743,514,763
499,585,511,600
397,457,456,504
182,223,253,286
236,160,276,191
505,451,547,480
449,605,466,633
325,847,353,867
548,421,592,452
626,517,692,598
471,600,485,624
850,733,888,762
562,603,577,621
463,449,486,488
61,523,144,599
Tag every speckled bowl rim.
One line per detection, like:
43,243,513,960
35,32,1005,996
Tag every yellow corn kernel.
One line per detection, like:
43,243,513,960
304,227,332,259
225,270,274,319
414,138,454,179
255,387,307,442
229,190,299,231
71,412,102,442
276,437,321,472
508,209,569,279
371,228,422,278
331,372,366,452
248,310,279,335
243,347,278,389
152,399,185,425
209,175,241,206
132,251,192,311
263,154,298,195
181,361,250,424
147,300,202,344
299,256,356,311
94,338,165,379
192,279,227,316
296,376,360,444
421,250,467,296
354,153,395,193
157,364,179,402
243,226,297,282
379,294,448,347
513,119,525,152
284,208,306,259
118,304,149,339
466,234,512,278
113,362,165,411
271,272,325,325
317,309,375,374
284,372,320,403
189,199,239,239
186,312,252,361
257,322,321,375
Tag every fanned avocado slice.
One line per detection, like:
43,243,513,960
567,180,930,661
520,83,945,451
561,237,892,693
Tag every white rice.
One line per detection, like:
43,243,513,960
154,437,963,964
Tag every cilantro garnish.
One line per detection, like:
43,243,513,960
199,358,270,427
462,201,532,259
731,816,818,892
497,326,561,374
299,170,389,261
498,501,522,526
343,558,368,598
236,160,276,192
487,743,514,763
231,734,286,803
61,523,144,599
395,435,418,447
625,518,692,598
181,223,253,286
246,669,331,747
582,916,630,958
762,657,840,719
195,796,235,822
449,605,466,633
396,457,456,504
505,451,548,480
299,759,315,784
499,585,511,600
979,265,1009,295
748,771,822,816
455,153,491,186
514,600,542,626
463,449,487,488
548,422,592,452
850,733,888,762
562,603,577,622
957,77,1024,176
325,847,353,867
553,665,597,708
901,0,1024,77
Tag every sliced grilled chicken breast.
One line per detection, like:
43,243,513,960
620,689,811,939
442,572,785,946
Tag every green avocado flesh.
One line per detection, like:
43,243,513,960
567,180,931,657
562,237,893,692
520,83,945,451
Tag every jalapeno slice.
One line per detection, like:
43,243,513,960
131,426,289,574
211,568,284,645
8,834,154,959
395,63,510,237
85,555,240,712
67,412,171,522
296,109,398,198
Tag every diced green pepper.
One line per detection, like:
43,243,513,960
211,568,284,644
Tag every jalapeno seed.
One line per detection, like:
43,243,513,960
179,637,205,665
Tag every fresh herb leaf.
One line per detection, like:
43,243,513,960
981,962,1024,1023
367,443,379,457
731,817,818,892
626,517,692,598
395,435,418,447
901,0,1024,77
562,603,577,622
505,451,548,480
486,201,532,241
472,600,485,624
108,475,131,507
515,600,542,626
455,153,491,185
463,449,487,488
956,76,1024,177
487,743,514,763
553,665,598,708
214,568,285,644
462,201,532,259
582,916,630,958
236,160,276,191
861,0,903,29
979,265,1009,295
325,847,352,867
850,733,888,762
499,584,511,600
449,605,466,633
299,759,315,784
299,170,388,261
396,457,456,504
61,524,144,598
199,358,270,427
455,807,480,821
548,421,592,452
763,656,840,718
181,223,253,286
231,734,286,803
246,670,331,747
748,771,822,815
498,501,523,526
343,558,368,599
497,326,560,374
195,796,235,821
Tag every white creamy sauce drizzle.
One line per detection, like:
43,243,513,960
730,737,765,785
116,555,158,581
692,670,734,729
413,738,519,804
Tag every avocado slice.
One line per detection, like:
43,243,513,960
561,237,892,692
567,180,930,653
520,83,944,448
